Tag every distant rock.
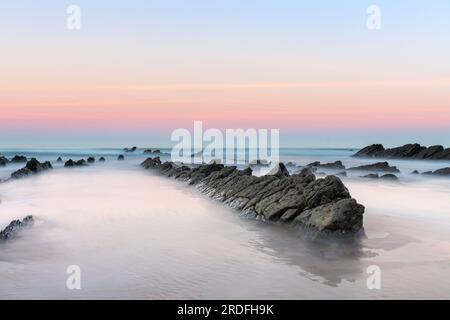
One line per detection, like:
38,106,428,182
360,173,399,181
0,156,8,166
56,157,63,163
422,167,450,177
11,158,52,179
285,162,296,167
64,159,87,167
354,143,450,160
118,155,125,161
380,174,399,181
123,147,137,152
0,216,34,241
411,170,419,174
143,149,152,154
141,160,365,236
10,155,28,163
99,157,106,162
348,162,400,173
87,157,95,163
360,173,379,179
153,150,161,154
307,160,346,170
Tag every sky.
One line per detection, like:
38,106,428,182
1,0,449,148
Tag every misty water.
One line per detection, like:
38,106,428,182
1,149,450,299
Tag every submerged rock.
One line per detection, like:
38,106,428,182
141,158,365,236
0,216,34,241
348,162,400,173
87,157,95,163
354,143,450,160
99,157,106,162
118,155,125,161
11,158,53,179
56,157,63,163
143,149,152,154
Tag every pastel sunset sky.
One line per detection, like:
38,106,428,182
1,0,449,148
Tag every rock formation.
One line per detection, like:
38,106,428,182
141,158,365,236
348,162,400,173
0,216,34,241
354,143,450,160
123,147,137,152
64,159,87,167
307,161,346,170
422,167,450,177
118,155,125,161
11,158,53,179
10,155,28,163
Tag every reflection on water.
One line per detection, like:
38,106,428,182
0,151,450,299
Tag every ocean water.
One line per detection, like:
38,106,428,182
0,148,450,299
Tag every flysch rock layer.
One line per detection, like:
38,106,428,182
141,158,365,237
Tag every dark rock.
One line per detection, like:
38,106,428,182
422,167,450,177
99,157,106,162
87,157,95,163
360,174,379,179
11,158,52,179
153,150,161,154
56,157,63,162
123,147,137,152
11,155,28,163
64,159,86,167
141,160,365,236
307,161,345,170
292,199,364,234
0,156,9,166
336,171,347,177
143,149,152,154
354,143,450,160
411,170,420,174
118,155,125,161
380,174,399,181
353,144,385,158
348,162,400,173
0,215,34,241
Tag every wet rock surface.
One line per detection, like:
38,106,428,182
422,167,450,177
0,216,34,241
354,143,450,160
141,158,365,236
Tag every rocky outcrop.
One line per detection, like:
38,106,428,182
143,149,153,154
0,156,8,166
118,155,125,161
354,143,450,160
11,158,53,179
10,155,28,163
123,147,137,152
0,216,34,241
307,161,345,170
56,157,63,163
64,159,87,167
99,157,106,162
87,157,95,163
348,162,400,173
141,158,365,237
422,167,450,177
250,159,270,167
